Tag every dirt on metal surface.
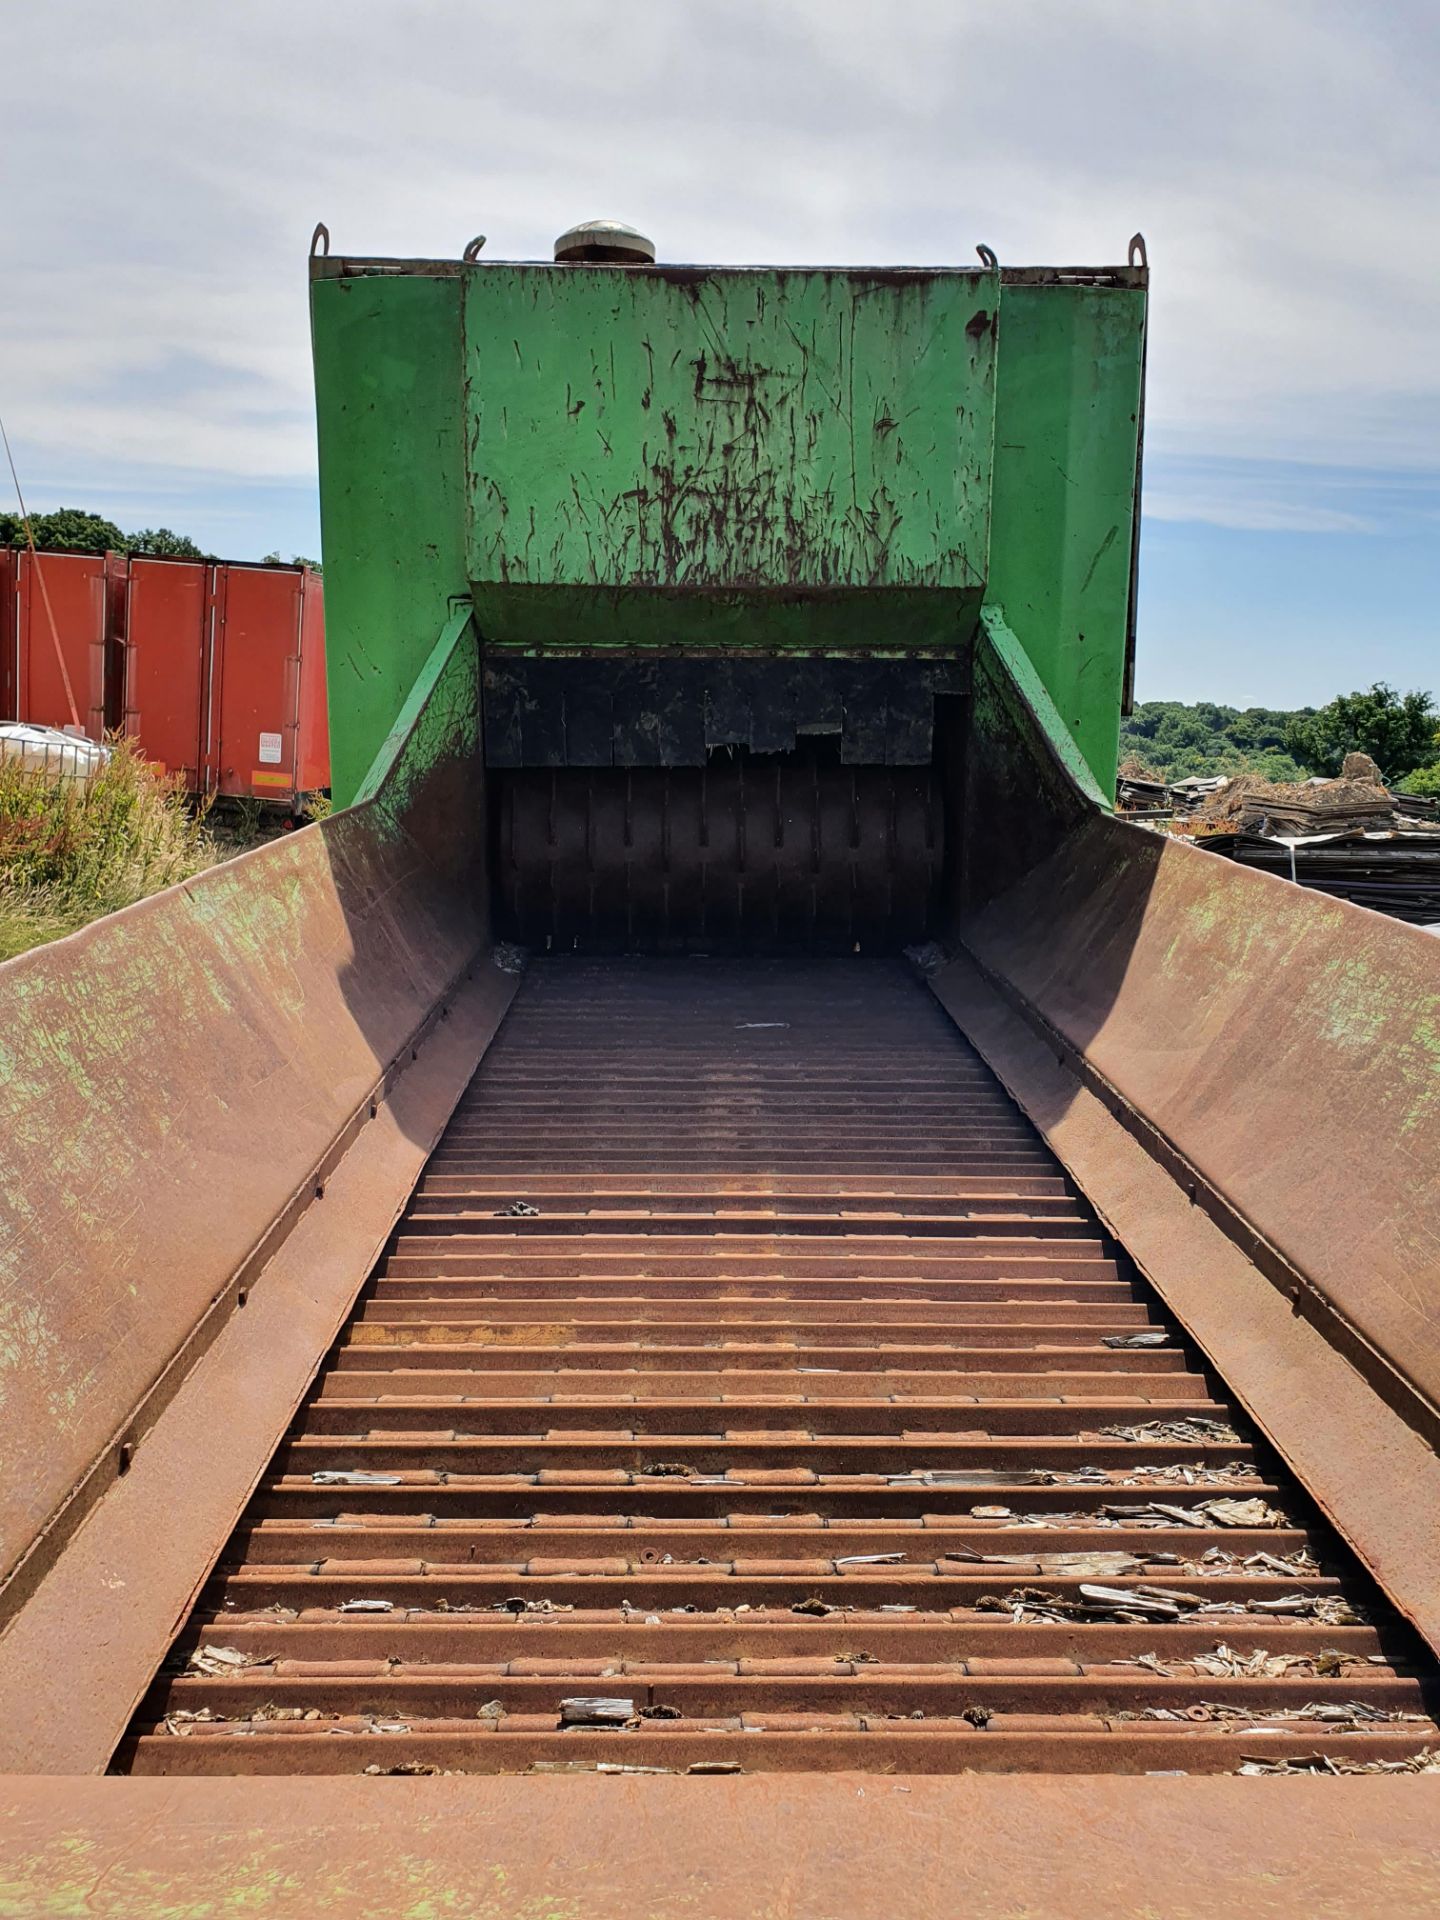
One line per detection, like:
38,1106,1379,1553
3,1773,1440,1918
930,947,1440,1664
0,810,481,1620
962,811,1440,1427
0,963,517,1778
113,959,1439,1777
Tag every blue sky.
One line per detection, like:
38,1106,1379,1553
3,0,1436,709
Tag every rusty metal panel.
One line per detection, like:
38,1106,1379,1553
939,614,1440,1646
211,564,306,804
15,548,108,738
0,1774,1438,1917
123,557,208,787
0,545,15,719
0,614,486,1615
0,966,515,1776
931,947,1440,1656
962,813,1440,1431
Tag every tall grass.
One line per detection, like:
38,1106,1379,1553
0,738,216,961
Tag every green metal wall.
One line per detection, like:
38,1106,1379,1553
988,283,1146,798
464,265,996,654
311,272,466,808
312,258,1145,806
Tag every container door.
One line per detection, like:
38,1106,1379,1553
102,552,129,734
124,558,209,791
16,550,108,739
0,548,15,720
212,565,304,806
294,570,330,795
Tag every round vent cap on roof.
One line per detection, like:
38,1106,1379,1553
553,220,656,265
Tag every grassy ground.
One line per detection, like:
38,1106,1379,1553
0,740,222,962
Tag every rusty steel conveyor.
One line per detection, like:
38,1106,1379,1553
116,958,1439,1780
1,231,1439,1914
1,641,1438,1915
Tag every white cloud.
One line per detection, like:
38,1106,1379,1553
2,0,1437,530
1144,493,1379,536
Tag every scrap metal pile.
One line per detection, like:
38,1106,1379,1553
1117,765,1440,925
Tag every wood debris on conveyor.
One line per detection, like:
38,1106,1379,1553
115,959,1440,1777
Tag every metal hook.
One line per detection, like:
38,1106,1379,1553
309,222,331,259
463,235,487,263
1128,232,1148,269
975,244,998,271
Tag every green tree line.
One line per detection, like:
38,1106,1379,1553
1121,701,1308,784
0,505,319,570
0,506,207,558
1122,683,1440,797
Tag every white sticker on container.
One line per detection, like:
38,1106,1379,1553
258,731,283,765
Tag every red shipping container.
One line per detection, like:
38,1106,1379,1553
14,550,108,740
208,564,306,805
0,546,15,720
295,570,330,796
121,558,329,809
11,550,329,807
124,556,210,789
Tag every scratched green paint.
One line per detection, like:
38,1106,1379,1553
354,601,480,833
988,282,1146,798
978,604,1111,812
464,264,996,596
311,273,468,808
311,258,1144,799
0,1843,585,1918
462,264,998,656
1399,1016,1440,1138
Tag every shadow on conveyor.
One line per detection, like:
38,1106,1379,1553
325,616,1178,1175
488,741,945,957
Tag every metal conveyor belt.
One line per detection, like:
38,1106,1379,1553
118,958,1440,1776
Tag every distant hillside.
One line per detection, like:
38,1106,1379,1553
1119,702,1310,783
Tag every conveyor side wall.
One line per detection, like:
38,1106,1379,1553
0,612,487,1615
988,282,1147,798
312,272,468,809
944,617,1440,1616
